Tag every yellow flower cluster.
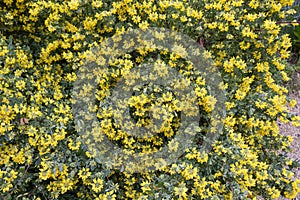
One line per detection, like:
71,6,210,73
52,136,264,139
0,0,300,199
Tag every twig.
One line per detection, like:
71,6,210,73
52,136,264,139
276,21,300,25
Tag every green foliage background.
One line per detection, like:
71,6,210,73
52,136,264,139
0,0,300,199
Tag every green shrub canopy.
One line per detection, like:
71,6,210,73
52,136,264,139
0,0,300,199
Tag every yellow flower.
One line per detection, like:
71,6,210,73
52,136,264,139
223,12,234,22
280,49,290,59
140,180,151,193
138,21,149,31
12,149,25,164
149,12,158,22
223,59,234,73
172,44,187,58
242,26,257,39
263,19,278,30
83,17,97,31
132,15,141,24
255,100,267,109
239,41,251,50
78,168,91,182
162,92,173,102
91,178,104,193
68,0,80,10
281,34,292,49
291,116,300,126
154,59,168,77
225,101,235,110
181,164,198,180
245,13,258,22
235,89,246,100
255,62,265,72
289,99,297,108
249,0,259,9
202,95,217,113
92,0,103,8
16,80,26,90
68,138,81,151
225,115,236,127
174,182,188,199
235,58,246,69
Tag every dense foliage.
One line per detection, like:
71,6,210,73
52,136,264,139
1,0,300,199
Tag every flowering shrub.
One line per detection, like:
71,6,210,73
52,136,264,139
1,0,300,199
